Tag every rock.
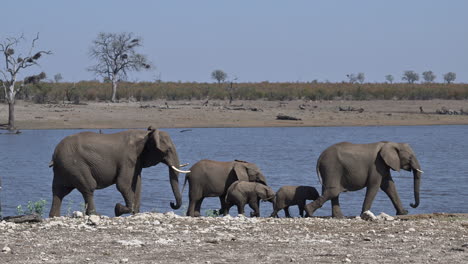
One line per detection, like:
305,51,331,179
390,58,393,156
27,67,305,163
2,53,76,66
72,211,83,218
164,211,180,218
2,246,11,253
407,227,416,232
344,258,352,262
120,258,129,263
377,212,395,221
88,215,100,226
116,240,145,247
361,211,377,221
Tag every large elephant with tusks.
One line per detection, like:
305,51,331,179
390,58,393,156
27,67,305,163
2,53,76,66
48,126,190,217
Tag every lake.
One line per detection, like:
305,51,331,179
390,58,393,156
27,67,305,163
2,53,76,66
1,125,467,218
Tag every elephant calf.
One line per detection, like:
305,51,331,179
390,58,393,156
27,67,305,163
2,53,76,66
225,181,275,217
271,186,319,218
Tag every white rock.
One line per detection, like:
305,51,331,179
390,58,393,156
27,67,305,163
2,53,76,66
377,212,395,221
360,211,377,221
72,211,83,218
120,259,129,263
2,246,11,253
344,258,352,262
407,227,416,232
116,239,145,247
164,211,180,218
88,215,100,225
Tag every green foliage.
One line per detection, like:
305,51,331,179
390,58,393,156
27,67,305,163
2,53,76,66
205,209,220,217
16,199,47,216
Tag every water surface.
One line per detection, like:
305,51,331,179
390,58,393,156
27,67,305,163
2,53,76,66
0,125,466,217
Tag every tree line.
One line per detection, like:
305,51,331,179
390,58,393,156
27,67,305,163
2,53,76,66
0,32,466,130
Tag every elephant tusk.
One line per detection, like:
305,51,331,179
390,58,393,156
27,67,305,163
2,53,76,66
171,165,191,174
415,168,424,173
179,163,189,168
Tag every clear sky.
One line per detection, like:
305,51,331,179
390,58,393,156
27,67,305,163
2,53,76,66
3,0,468,83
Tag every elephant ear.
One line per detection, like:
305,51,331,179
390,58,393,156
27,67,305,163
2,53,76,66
148,126,169,154
380,143,400,171
233,162,249,181
254,184,268,200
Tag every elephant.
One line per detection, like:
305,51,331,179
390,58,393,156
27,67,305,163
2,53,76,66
270,186,319,218
48,126,190,217
182,159,268,217
305,141,423,218
224,181,275,217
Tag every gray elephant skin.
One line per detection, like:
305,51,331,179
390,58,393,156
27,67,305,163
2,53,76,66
49,127,189,217
305,141,423,218
271,186,319,218
225,181,275,217
183,159,268,217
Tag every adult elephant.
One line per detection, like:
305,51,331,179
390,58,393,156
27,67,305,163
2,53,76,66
48,126,190,217
305,141,423,218
183,159,268,217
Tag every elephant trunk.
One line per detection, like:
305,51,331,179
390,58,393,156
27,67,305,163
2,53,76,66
166,150,182,210
410,157,422,208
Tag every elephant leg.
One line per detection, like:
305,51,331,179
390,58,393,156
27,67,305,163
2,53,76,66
298,202,305,217
284,206,291,218
133,174,142,214
49,184,74,217
115,174,137,216
361,185,380,215
248,198,260,217
237,202,246,216
331,196,344,218
81,190,97,215
380,176,408,215
305,187,341,217
218,195,227,215
186,196,197,217
224,202,233,216
195,197,204,217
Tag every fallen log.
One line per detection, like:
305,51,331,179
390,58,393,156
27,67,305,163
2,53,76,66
2,214,43,223
276,114,302,121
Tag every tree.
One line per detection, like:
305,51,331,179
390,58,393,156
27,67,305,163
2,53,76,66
88,32,150,102
0,34,51,130
53,73,63,83
211,70,227,84
402,71,419,84
346,74,357,84
443,72,456,84
356,72,365,84
422,71,436,83
385,74,394,84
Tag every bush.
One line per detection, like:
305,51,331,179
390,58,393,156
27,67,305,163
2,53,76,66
16,199,47,217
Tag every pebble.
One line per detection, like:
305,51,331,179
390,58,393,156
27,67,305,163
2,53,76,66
72,211,83,218
2,246,11,253
88,215,100,226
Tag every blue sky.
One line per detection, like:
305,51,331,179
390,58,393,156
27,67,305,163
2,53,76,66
2,0,467,83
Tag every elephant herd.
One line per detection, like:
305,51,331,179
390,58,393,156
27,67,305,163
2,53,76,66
48,127,423,218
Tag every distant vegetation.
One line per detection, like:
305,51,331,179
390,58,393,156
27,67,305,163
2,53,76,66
3,81,468,103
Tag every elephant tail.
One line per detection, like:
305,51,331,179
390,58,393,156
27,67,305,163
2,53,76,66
48,160,54,168
316,155,323,186
181,173,190,194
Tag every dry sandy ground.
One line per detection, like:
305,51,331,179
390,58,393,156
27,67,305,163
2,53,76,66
0,99,467,129
0,212,467,263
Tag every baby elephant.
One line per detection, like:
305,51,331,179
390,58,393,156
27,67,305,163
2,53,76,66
271,186,319,218
225,181,275,217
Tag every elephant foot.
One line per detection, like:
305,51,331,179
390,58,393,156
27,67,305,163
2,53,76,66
115,203,132,216
396,209,409,215
304,204,315,218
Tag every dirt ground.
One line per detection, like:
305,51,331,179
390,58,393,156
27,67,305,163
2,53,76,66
0,99,467,129
0,212,467,263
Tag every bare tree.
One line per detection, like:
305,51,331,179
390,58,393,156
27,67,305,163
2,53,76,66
0,34,51,130
53,73,63,83
385,74,394,84
211,69,228,84
443,72,456,84
402,71,419,84
422,71,436,83
356,72,365,84
346,74,357,84
88,32,150,102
